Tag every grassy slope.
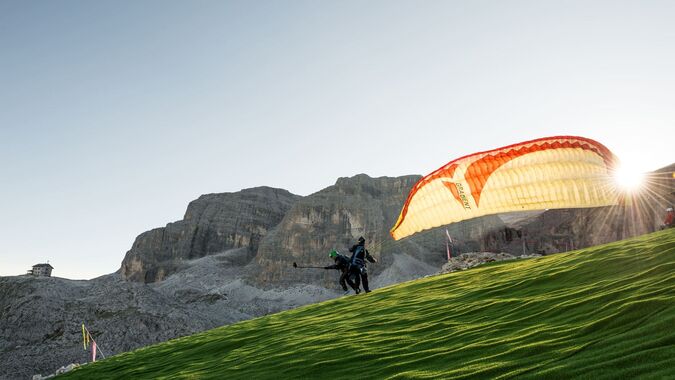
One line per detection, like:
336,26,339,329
61,230,675,379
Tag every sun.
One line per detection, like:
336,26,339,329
612,162,646,192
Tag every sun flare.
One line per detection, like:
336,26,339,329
613,163,646,192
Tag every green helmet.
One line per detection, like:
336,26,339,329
329,249,338,258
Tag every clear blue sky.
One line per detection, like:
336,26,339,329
1,1,673,279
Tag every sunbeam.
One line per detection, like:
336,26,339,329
612,162,646,192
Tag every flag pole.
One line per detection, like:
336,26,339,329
445,229,453,260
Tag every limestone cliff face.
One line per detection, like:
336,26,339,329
252,174,508,288
120,187,300,283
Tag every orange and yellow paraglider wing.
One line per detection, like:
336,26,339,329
390,136,618,240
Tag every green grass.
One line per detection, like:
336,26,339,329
61,230,675,379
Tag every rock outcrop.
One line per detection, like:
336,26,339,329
120,187,300,283
440,252,542,273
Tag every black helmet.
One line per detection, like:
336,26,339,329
358,236,365,244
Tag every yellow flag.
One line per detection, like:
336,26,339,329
82,323,86,350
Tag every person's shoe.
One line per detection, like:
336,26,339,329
365,289,371,293
355,289,361,295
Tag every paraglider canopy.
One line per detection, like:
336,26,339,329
390,136,619,240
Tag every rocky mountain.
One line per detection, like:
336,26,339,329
2,166,673,379
120,187,300,283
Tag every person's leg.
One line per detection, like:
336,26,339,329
339,272,349,292
348,268,361,292
343,272,359,293
361,272,370,293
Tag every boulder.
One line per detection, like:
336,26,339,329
441,252,532,273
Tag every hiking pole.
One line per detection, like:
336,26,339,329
292,262,325,269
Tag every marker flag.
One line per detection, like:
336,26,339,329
82,323,87,350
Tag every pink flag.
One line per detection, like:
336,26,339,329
92,341,97,362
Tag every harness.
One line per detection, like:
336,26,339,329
351,245,366,267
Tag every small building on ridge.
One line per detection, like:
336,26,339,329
27,263,53,277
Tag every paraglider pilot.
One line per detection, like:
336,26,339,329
348,236,377,293
324,249,360,295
